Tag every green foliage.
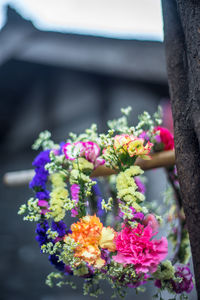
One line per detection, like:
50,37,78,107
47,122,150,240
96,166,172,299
46,272,76,289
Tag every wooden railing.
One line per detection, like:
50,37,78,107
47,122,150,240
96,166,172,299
3,150,175,186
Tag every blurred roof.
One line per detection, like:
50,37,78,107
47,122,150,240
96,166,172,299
0,5,167,84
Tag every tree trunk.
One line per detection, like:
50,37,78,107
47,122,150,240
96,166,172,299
162,0,200,298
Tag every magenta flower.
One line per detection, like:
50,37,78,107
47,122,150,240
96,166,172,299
71,209,78,217
71,184,80,200
130,207,144,221
70,184,80,217
38,200,49,215
154,126,174,150
118,205,144,221
139,131,150,141
63,141,105,169
171,265,193,294
154,134,162,144
113,223,168,274
135,177,146,194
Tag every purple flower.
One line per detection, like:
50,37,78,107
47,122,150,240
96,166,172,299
101,249,111,265
59,142,65,154
32,150,51,167
36,190,50,200
133,211,145,221
154,134,162,144
92,180,104,217
30,150,51,190
119,205,144,221
35,221,50,246
64,265,73,275
70,184,80,217
139,131,150,141
154,279,162,289
38,200,49,215
135,177,146,194
71,184,80,200
71,209,78,218
49,254,65,271
53,142,65,155
171,265,193,294
51,221,68,237
29,169,49,190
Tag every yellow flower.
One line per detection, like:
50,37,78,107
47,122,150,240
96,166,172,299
95,257,106,268
72,157,94,172
125,166,143,177
127,139,153,159
113,134,134,153
99,227,116,252
50,187,69,221
51,173,66,187
49,172,69,221
116,166,145,212
113,134,153,160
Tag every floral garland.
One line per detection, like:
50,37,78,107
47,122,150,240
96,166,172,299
18,107,194,299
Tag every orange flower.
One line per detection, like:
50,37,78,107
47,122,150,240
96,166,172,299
70,215,103,246
68,215,116,268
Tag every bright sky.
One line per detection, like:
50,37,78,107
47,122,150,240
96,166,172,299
0,0,163,40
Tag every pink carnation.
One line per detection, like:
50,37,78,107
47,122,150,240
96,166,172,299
63,142,85,160
154,126,174,150
113,223,168,274
63,141,105,169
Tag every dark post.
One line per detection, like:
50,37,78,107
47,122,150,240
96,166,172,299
162,0,200,297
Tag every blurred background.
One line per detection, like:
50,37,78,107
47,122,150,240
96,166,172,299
0,1,196,299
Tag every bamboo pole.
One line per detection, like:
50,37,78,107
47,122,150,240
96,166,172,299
3,150,175,186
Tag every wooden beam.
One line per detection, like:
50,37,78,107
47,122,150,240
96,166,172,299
3,150,175,186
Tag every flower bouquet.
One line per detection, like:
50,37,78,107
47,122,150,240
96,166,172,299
19,107,194,299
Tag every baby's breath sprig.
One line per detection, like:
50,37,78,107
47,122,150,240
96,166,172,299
41,241,62,255
68,123,99,144
19,197,42,222
45,151,67,175
46,272,77,289
101,197,113,212
32,130,58,151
